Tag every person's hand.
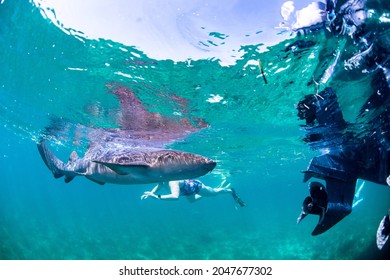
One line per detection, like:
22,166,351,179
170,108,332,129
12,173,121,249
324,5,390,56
141,191,158,200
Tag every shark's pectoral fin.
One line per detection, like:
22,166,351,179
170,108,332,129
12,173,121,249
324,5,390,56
86,176,106,185
92,161,150,175
103,163,133,175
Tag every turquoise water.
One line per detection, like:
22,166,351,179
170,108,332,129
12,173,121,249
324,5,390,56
1,1,390,259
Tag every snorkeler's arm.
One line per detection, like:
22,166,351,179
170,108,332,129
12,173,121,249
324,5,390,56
158,180,180,200
141,182,164,200
150,183,163,194
141,181,180,200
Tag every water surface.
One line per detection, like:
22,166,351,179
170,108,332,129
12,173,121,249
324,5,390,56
1,0,389,259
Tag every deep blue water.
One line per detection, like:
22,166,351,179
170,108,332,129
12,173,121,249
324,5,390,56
1,0,390,259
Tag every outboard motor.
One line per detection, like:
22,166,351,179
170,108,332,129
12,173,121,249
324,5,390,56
297,87,390,235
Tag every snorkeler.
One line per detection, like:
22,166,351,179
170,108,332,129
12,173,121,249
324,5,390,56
141,179,246,207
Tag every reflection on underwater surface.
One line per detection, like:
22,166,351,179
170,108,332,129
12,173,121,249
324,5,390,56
0,0,390,259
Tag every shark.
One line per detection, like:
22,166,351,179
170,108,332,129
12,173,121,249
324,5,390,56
38,83,215,185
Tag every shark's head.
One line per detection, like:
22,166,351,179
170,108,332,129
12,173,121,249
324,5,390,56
198,156,217,174
154,150,216,179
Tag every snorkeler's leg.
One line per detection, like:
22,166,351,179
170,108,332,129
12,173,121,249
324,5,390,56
198,185,246,207
198,185,232,197
216,180,231,190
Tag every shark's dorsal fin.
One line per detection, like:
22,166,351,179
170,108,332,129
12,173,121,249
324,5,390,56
69,151,79,163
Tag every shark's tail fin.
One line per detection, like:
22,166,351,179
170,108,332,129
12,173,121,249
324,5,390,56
37,141,67,179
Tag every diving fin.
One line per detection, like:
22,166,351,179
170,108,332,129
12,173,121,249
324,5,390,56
231,188,246,207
